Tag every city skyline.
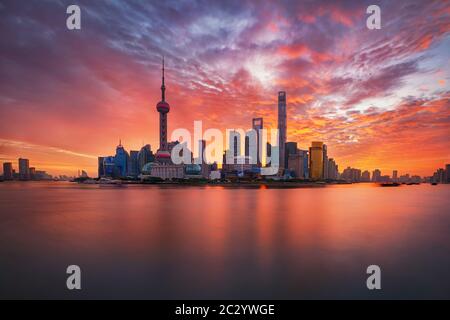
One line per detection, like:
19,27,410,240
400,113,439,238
0,1,449,177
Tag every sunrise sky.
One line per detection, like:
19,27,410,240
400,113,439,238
0,0,449,177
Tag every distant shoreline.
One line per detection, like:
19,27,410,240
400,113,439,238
0,179,440,189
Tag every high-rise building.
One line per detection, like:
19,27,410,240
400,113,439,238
155,57,171,163
285,142,297,169
252,118,263,166
103,156,115,177
18,158,30,180
224,130,250,172
129,151,139,177
192,139,207,165
199,140,206,163
433,168,445,183
445,164,450,183
138,144,154,173
287,148,308,179
327,158,338,180
114,141,129,177
2,162,13,180
322,144,328,180
341,167,352,182
353,168,361,182
198,139,210,177
309,142,323,180
98,157,105,178
301,149,309,179
244,135,250,164
361,170,371,182
342,167,361,182
372,169,381,182
278,91,286,172
29,167,36,179
288,153,302,179
392,170,398,182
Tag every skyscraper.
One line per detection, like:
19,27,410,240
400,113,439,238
287,148,308,179
301,149,309,179
18,158,30,180
285,141,298,170
155,57,171,163
327,158,338,180
309,142,323,180
372,169,381,182
322,144,328,180
198,139,206,164
252,118,263,166
138,144,154,173
230,130,240,159
197,139,210,177
114,141,129,177
129,150,139,177
103,156,115,177
361,170,371,182
2,162,13,180
278,91,286,172
98,157,105,178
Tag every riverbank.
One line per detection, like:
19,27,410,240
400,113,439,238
74,178,353,189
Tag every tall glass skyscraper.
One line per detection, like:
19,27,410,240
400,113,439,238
18,158,30,180
278,91,286,172
2,162,13,180
114,142,129,177
129,150,139,177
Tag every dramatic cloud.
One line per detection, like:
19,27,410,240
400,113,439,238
0,0,449,176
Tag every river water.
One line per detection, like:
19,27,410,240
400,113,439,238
0,181,449,299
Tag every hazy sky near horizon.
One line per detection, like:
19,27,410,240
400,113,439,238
0,0,449,176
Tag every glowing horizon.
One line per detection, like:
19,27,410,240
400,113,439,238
0,0,449,177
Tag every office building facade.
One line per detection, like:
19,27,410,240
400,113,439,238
309,142,323,180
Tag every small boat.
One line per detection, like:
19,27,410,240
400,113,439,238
431,182,438,185
380,182,400,187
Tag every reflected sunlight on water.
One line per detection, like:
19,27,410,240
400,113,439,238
0,182,449,299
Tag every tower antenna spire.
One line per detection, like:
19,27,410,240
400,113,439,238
161,56,166,101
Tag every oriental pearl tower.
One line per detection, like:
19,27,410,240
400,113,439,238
155,57,171,163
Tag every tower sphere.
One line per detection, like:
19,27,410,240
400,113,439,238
156,100,170,113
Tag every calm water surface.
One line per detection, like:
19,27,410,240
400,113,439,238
0,182,449,299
